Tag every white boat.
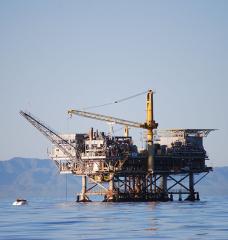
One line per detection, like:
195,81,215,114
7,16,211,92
12,199,28,206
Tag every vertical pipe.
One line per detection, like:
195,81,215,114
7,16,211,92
150,174,153,193
154,175,156,193
161,174,168,201
135,176,140,194
109,173,114,201
162,175,167,193
146,90,156,172
146,90,154,143
124,126,129,137
89,127,93,141
142,175,146,196
128,176,131,193
124,175,127,193
132,176,135,194
189,172,195,200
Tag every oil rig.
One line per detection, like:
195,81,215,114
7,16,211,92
20,90,215,202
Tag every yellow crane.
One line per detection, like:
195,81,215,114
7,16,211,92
68,89,158,171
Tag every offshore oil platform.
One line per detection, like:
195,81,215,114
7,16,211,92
20,90,215,202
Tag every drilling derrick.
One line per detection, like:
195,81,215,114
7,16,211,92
20,89,215,202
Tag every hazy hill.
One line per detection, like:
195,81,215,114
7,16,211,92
0,158,227,200
0,157,80,200
197,166,228,196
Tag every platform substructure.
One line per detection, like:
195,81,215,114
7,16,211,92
76,168,211,202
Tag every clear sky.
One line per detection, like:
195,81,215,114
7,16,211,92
1,0,227,166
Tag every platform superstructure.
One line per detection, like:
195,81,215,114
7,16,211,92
20,90,215,202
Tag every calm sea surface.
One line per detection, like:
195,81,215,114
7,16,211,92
1,196,228,240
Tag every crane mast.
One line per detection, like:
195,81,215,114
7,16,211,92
146,90,158,171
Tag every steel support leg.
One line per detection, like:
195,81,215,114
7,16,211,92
186,173,195,201
161,175,169,201
79,175,90,202
108,173,115,201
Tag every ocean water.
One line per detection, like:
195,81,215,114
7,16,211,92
1,196,228,240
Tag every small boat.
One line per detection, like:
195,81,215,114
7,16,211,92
12,199,28,206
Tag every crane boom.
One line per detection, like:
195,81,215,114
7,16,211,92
68,109,147,129
19,111,82,166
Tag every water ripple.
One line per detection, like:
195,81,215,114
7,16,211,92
1,197,228,240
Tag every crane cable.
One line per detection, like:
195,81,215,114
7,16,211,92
80,90,148,111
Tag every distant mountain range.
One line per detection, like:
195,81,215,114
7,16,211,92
0,158,228,200
197,165,228,196
0,157,80,200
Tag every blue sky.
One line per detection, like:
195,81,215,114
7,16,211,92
0,0,227,166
